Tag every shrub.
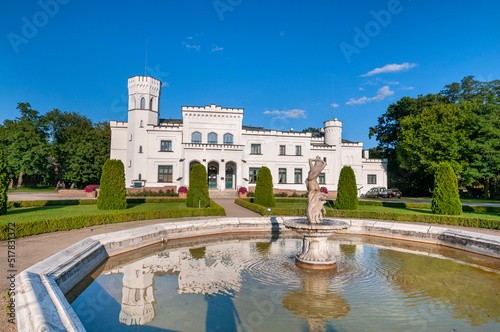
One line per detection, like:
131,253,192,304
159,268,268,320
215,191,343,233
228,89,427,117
431,163,462,215
187,164,210,208
0,150,8,215
238,187,248,194
97,159,127,210
254,166,275,207
178,186,188,194
336,166,358,210
127,189,178,197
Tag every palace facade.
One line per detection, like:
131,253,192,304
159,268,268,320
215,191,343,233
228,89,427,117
110,76,387,195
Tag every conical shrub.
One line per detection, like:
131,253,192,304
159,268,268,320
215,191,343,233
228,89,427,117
254,166,275,207
97,159,127,210
432,162,462,215
0,150,8,215
336,166,358,210
187,164,210,208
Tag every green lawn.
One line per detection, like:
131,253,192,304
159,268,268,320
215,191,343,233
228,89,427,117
1,202,190,224
272,201,500,221
7,187,59,193
407,196,500,204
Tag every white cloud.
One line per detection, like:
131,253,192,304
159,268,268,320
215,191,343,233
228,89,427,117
401,86,414,90
263,109,307,119
360,62,417,77
384,80,400,85
280,31,285,37
161,82,169,87
182,42,200,51
359,87,365,91
186,36,193,40
331,103,339,108
211,46,223,52
346,86,394,105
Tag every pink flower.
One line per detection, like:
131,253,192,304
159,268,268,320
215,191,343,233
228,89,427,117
178,186,188,193
238,187,248,194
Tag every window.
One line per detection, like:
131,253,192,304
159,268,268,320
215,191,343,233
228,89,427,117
208,132,218,144
140,97,145,109
368,174,377,184
139,120,144,128
249,167,260,183
223,133,233,145
158,165,173,183
139,145,143,153
279,145,286,155
295,145,302,156
319,173,325,184
138,173,142,181
150,98,153,110
279,168,287,184
192,132,202,144
251,144,261,154
294,168,302,184
160,140,172,152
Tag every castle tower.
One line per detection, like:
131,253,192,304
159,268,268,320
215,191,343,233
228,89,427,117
324,119,343,189
126,76,162,187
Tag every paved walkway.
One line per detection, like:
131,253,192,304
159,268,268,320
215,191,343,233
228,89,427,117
212,198,260,217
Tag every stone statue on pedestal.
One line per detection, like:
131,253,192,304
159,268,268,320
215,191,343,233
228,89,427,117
305,156,327,223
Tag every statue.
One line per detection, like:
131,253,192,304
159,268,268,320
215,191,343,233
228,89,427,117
305,156,327,223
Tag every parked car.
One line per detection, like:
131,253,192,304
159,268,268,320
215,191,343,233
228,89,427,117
387,188,402,198
365,187,388,198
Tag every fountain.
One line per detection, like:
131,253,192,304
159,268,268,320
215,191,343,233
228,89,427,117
284,156,349,268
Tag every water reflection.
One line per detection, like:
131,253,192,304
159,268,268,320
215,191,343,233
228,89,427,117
283,268,350,331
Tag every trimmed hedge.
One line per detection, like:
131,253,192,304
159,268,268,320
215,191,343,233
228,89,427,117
0,199,225,240
235,199,500,229
432,162,462,215
359,200,500,213
254,166,275,207
336,166,358,210
0,150,8,215
97,159,127,210
187,164,210,208
7,197,187,209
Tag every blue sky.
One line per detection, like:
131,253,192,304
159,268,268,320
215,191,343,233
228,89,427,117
1,0,499,147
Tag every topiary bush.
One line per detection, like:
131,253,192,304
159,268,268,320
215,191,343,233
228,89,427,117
0,150,8,215
97,159,127,210
336,166,358,210
187,164,210,208
431,162,462,215
254,166,275,207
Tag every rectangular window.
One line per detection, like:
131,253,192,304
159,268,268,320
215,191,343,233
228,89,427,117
295,145,302,156
279,168,287,184
319,173,325,184
294,168,302,184
367,174,377,184
160,140,172,152
251,144,261,155
249,167,260,183
279,145,286,155
158,165,173,183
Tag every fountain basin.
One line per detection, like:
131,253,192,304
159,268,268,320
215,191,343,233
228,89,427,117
15,217,500,331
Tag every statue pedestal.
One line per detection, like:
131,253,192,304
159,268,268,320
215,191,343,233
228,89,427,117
284,219,349,269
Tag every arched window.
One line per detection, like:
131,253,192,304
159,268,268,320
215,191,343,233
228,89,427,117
138,173,142,181
207,132,218,144
223,133,233,145
191,132,202,144
139,120,144,128
140,97,145,109
139,145,143,153
150,98,153,110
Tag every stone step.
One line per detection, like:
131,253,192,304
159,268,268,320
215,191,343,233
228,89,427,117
209,189,238,198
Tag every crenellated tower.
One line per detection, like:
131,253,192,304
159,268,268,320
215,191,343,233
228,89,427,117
324,119,343,188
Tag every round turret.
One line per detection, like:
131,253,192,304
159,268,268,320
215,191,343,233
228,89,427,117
324,119,342,146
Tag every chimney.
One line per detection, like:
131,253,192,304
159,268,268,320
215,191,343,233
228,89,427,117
363,150,370,159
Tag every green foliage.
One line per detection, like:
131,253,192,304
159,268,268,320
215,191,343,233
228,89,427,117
336,166,358,210
97,159,127,210
432,163,462,215
0,150,8,215
254,166,275,207
187,164,210,208
7,197,185,208
301,127,321,133
0,199,225,240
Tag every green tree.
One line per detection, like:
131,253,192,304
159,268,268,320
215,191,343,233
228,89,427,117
301,127,321,133
431,163,462,215
0,103,49,188
187,164,210,208
336,166,358,210
0,150,8,215
254,166,275,207
97,159,127,210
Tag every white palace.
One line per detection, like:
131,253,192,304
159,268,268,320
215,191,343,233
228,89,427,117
110,76,387,195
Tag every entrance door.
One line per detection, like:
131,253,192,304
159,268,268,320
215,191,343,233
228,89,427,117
208,166,218,189
225,166,233,189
